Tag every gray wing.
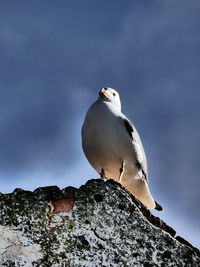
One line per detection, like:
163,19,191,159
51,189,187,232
123,118,148,180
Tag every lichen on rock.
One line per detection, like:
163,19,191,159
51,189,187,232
0,179,199,266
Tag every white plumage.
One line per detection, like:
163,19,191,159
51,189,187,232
82,87,162,210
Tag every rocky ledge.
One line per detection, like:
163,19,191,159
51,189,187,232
0,179,199,266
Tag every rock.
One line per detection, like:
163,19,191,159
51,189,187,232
0,179,199,266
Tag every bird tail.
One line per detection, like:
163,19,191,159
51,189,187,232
155,201,163,211
122,178,163,211
122,178,153,209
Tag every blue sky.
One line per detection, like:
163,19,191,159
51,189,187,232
0,1,200,247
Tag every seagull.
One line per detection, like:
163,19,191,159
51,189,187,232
81,87,162,211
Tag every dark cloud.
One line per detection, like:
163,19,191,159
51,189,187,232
0,1,199,247
0,1,134,173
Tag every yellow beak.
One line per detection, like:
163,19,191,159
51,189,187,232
101,88,109,98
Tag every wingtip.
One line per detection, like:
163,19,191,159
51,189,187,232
155,201,163,211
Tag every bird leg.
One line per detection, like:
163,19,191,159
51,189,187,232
100,168,106,179
118,162,125,183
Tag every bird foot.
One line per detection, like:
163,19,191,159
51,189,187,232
118,162,125,183
100,168,106,179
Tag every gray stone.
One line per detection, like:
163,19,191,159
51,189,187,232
0,179,199,266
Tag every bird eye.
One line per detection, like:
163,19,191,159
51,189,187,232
113,93,116,96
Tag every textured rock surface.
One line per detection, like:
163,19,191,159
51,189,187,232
0,179,199,267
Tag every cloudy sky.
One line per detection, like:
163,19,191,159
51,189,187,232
0,1,199,247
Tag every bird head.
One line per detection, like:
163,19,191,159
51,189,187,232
98,87,121,111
